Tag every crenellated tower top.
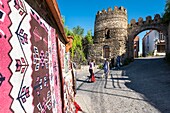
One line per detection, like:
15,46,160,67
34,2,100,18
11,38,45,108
94,6,128,34
96,6,127,16
95,6,127,23
129,14,162,27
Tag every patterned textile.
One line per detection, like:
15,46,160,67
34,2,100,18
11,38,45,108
0,0,62,112
0,1,12,113
58,38,75,113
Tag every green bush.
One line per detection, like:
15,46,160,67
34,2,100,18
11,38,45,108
98,64,103,69
147,52,154,56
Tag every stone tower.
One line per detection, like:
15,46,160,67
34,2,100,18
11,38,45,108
88,6,128,65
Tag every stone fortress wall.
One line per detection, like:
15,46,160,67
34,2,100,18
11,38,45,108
88,5,170,65
129,14,161,27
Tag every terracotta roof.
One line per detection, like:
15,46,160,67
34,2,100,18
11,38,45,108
134,36,139,41
46,0,69,43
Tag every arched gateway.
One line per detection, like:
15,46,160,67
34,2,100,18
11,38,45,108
128,14,169,58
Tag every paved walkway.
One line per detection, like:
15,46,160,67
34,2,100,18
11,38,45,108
75,65,102,113
75,57,170,113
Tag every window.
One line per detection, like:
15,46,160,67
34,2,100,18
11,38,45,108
103,45,110,58
157,45,165,52
159,33,163,40
105,28,110,39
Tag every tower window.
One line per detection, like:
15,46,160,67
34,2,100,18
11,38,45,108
105,29,110,39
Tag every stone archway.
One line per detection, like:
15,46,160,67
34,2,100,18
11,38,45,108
127,14,169,58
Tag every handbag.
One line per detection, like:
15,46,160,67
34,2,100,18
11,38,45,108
91,73,96,82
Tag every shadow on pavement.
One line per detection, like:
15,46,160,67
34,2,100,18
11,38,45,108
110,74,116,88
76,79,90,83
76,69,102,90
78,88,149,102
124,57,170,113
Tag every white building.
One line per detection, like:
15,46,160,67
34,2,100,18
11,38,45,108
142,30,165,57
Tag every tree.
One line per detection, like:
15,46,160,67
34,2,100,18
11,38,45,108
163,0,170,23
82,30,94,60
64,26,86,63
64,26,74,36
71,30,86,62
85,30,93,44
72,26,84,37
64,24,87,64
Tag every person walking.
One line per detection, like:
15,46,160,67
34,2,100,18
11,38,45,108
103,59,110,88
89,59,95,82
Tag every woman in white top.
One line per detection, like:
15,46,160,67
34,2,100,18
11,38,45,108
89,59,94,81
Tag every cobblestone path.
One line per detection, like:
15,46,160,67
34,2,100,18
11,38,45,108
76,57,170,113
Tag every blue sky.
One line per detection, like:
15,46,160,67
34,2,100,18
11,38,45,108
57,0,166,53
